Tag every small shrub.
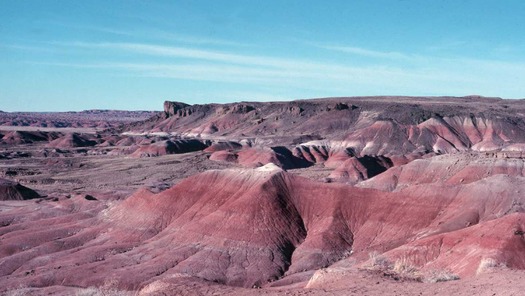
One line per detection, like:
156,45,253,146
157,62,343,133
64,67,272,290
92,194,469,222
75,287,100,296
476,258,506,275
367,251,391,269
393,257,418,275
424,269,460,283
74,278,134,296
4,285,30,296
365,253,424,281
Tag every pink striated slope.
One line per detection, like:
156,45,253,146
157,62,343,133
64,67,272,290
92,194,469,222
3,162,525,291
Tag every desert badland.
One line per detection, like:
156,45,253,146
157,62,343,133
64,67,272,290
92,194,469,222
2,96,525,295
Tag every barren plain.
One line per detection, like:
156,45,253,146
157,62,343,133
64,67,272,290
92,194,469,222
1,96,525,295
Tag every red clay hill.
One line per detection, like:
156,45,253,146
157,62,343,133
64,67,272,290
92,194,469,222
2,96,525,295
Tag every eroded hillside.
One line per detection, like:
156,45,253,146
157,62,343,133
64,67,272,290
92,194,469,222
2,96,525,295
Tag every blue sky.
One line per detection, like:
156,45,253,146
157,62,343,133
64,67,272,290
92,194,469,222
1,0,524,111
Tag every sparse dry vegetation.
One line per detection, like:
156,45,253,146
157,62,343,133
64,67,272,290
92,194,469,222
367,251,392,270
3,286,30,296
424,269,460,283
476,258,507,275
392,256,418,275
364,253,459,283
75,279,135,296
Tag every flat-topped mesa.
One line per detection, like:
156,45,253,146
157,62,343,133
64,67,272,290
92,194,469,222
163,101,190,117
125,97,525,156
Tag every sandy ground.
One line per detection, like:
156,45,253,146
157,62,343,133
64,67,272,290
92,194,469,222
4,267,524,295
0,144,237,200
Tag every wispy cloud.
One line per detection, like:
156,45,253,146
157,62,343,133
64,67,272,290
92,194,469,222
0,43,63,54
22,40,525,99
28,61,311,85
317,44,413,60
25,47,471,94
146,31,250,47
80,26,134,37
57,41,301,68
53,41,420,78
426,40,469,52
42,20,134,37
44,19,248,47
